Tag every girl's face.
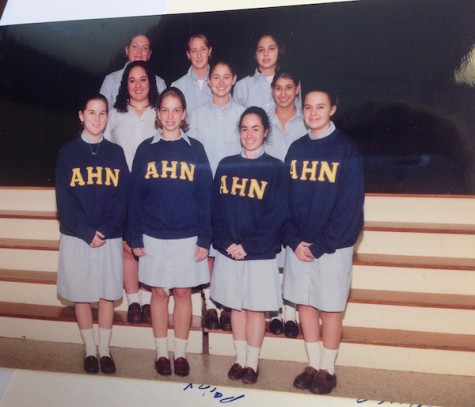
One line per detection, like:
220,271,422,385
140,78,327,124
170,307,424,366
78,99,108,140
157,95,186,134
303,91,336,137
187,37,212,71
127,66,150,104
255,35,279,73
272,77,300,109
208,63,237,98
240,113,268,156
126,35,152,62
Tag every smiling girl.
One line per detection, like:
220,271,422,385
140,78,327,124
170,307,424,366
282,89,364,395
56,94,130,375
128,87,213,377
210,107,288,385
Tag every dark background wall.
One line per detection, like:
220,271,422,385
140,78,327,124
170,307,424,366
1,0,474,193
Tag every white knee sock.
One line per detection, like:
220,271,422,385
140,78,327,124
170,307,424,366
98,328,112,358
234,340,247,367
140,289,151,306
203,287,217,310
321,347,338,375
305,341,321,370
126,292,140,306
155,337,168,360
80,328,96,357
283,303,297,323
245,345,261,371
174,337,188,359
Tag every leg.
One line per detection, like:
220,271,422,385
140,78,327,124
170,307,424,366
123,241,141,323
151,287,169,338
75,302,98,373
97,299,116,374
172,287,192,376
203,256,220,330
241,309,264,384
293,304,321,389
227,309,248,380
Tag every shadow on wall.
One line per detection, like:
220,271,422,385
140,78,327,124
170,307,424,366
337,101,475,194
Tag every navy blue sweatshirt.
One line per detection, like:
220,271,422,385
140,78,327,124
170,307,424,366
129,133,213,249
55,136,130,244
282,129,364,259
213,153,288,260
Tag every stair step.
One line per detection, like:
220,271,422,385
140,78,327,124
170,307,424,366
0,210,57,220
2,208,474,234
3,269,473,311
0,301,202,330
0,238,59,251
365,221,475,234
354,253,475,271
349,289,475,309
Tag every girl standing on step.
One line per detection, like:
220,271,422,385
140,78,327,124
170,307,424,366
210,106,288,384
188,60,245,332
129,87,213,377
104,60,159,325
282,89,364,395
56,94,130,375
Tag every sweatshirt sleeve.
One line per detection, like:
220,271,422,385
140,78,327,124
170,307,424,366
128,146,146,248
55,147,96,244
212,163,235,252
309,146,365,259
194,144,213,249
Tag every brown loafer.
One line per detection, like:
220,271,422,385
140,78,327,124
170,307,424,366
293,366,319,390
241,367,259,384
155,357,172,376
227,363,244,380
141,304,152,324
174,357,190,377
309,369,337,395
127,302,142,324
203,309,220,330
100,356,116,374
83,355,99,374
220,310,232,331
284,320,299,338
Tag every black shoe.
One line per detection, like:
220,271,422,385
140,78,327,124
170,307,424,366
141,304,152,324
83,355,99,374
269,317,284,335
127,302,142,324
220,310,232,331
203,309,220,330
293,366,318,389
284,320,299,338
100,355,116,374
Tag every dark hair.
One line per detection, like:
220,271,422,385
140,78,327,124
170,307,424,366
209,60,236,77
127,34,151,48
238,106,270,131
271,69,299,88
254,32,285,70
80,93,109,112
155,87,188,130
114,61,159,113
303,88,339,108
187,33,211,50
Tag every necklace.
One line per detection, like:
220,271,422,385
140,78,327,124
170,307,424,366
129,103,150,111
89,141,101,156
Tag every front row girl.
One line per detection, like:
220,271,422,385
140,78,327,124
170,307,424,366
56,94,130,374
129,87,213,377
282,89,364,394
211,107,288,384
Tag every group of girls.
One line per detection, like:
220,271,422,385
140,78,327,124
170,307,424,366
55,31,364,396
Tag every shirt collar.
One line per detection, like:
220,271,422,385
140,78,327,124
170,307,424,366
308,121,335,140
151,129,191,145
241,145,265,159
